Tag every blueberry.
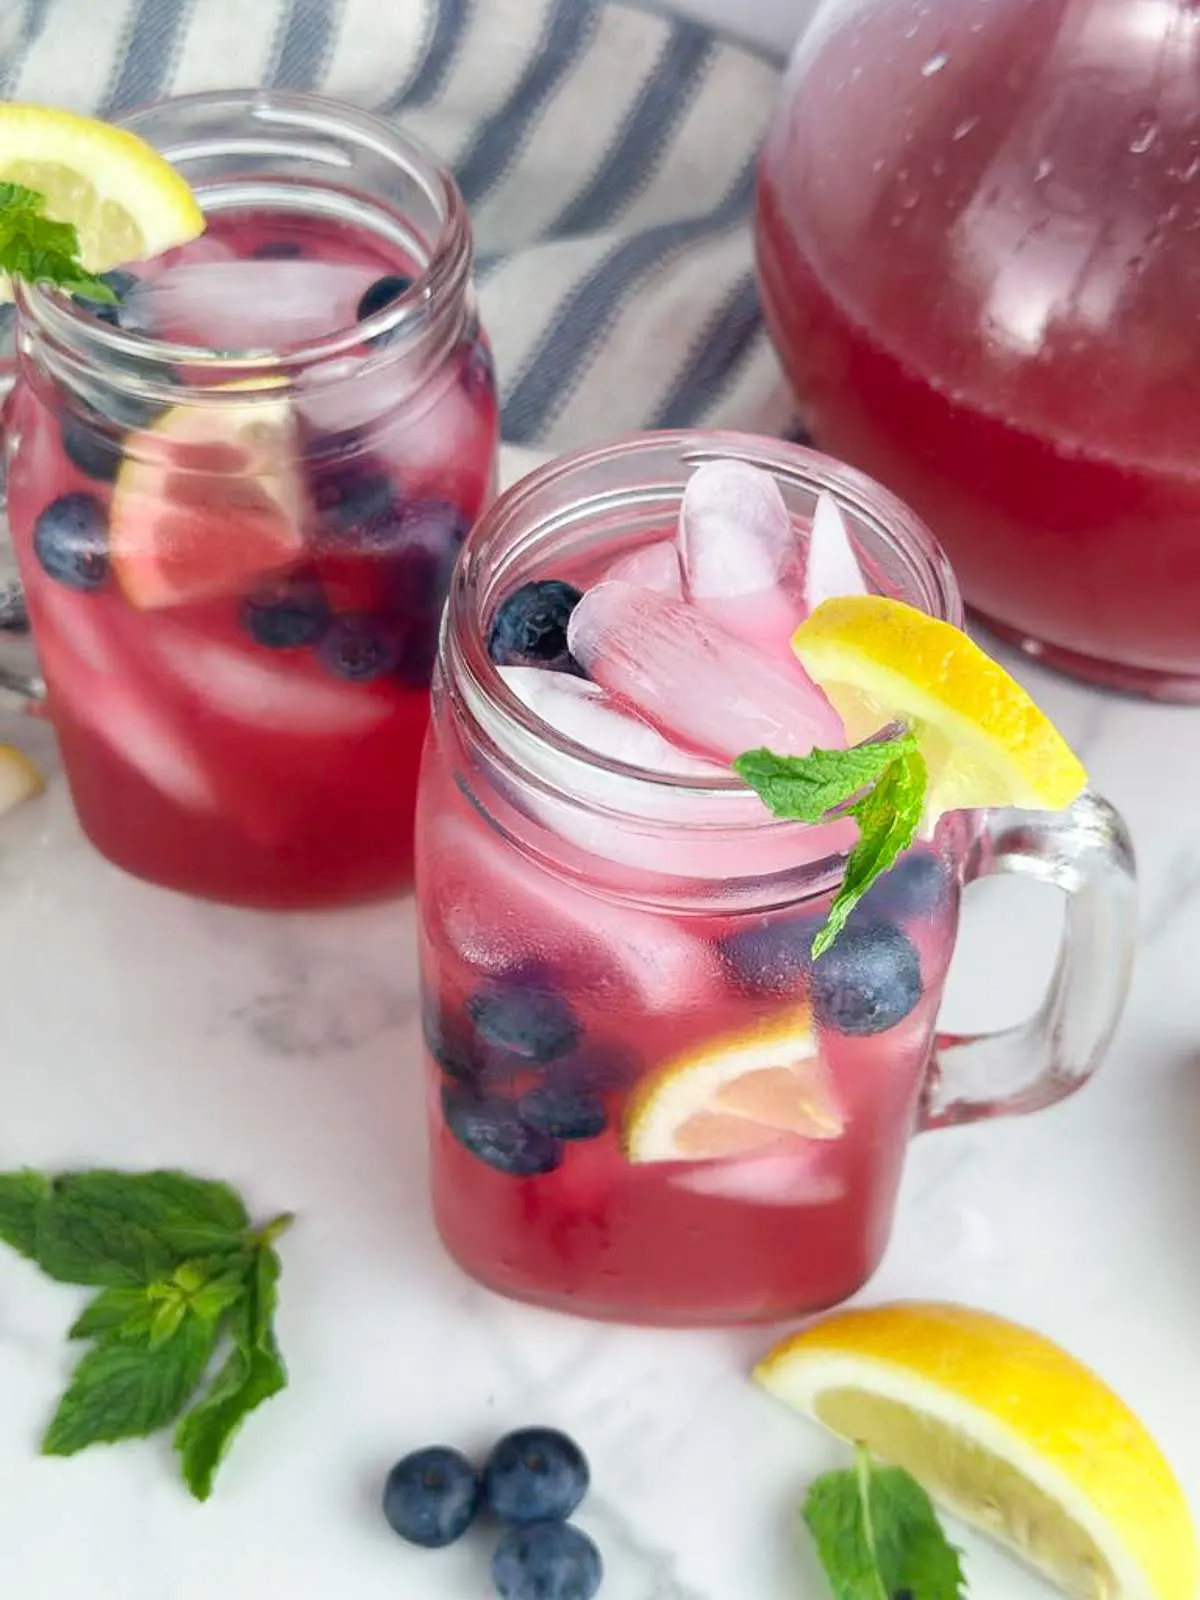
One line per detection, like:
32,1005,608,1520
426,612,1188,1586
252,240,304,260
73,269,137,329
484,1428,590,1525
467,968,581,1064
318,614,401,682
442,1085,563,1177
517,1085,607,1141
809,920,922,1036
382,1446,481,1549
492,1523,603,1600
241,575,330,649
720,916,817,998
488,580,583,675
356,273,416,346
60,410,124,482
856,849,951,921
33,492,109,591
311,463,395,533
425,996,548,1088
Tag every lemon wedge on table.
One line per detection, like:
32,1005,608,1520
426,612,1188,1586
755,1301,1198,1600
0,103,204,299
792,596,1087,816
0,744,44,816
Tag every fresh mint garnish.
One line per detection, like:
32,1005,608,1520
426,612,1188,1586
804,1444,967,1600
734,732,927,956
0,1167,292,1499
0,181,118,301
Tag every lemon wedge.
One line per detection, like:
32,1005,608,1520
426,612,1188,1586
623,1013,844,1163
0,744,44,815
0,102,204,299
755,1301,1197,1600
792,596,1087,815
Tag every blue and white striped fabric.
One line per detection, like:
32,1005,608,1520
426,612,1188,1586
0,0,795,451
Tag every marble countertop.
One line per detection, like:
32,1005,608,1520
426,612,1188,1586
1,446,1198,1599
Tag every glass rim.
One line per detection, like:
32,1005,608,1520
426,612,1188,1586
13,88,474,387
443,429,963,838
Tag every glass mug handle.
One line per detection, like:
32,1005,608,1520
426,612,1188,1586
922,790,1137,1129
0,359,45,707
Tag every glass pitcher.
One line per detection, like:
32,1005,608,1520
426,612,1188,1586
757,0,1200,700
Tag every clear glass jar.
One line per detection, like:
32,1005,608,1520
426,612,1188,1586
416,430,1135,1326
2,90,498,906
758,0,1200,700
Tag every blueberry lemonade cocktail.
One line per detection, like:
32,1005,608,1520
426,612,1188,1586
416,434,1136,1327
1,95,498,906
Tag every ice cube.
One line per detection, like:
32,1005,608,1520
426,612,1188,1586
670,1145,846,1205
804,491,868,611
604,539,682,596
678,459,806,652
566,581,846,761
155,630,391,737
124,261,381,350
500,666,725,778
429,811,721,1012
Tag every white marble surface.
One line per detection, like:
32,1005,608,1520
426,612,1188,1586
1,446,1199,1598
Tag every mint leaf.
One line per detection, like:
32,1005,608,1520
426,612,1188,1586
0,1169,51,1259
68,1286,157,1342
35,1185,178,1287
813,747,927,958
42,1310,219,1457
175,1245,287,1501
734,736,918,822
803,1446,966,1600
0,182,117,301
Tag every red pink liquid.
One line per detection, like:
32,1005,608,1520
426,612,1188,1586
6,209,498,906
756,0,1200,694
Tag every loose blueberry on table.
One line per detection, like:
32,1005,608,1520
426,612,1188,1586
382,1446,482,1549
488,579,584,675
483,1427,590,1524
493,1522,604,1600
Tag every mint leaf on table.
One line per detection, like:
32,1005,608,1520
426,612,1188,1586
734,733,928,956
175,1245,288,1503
43,1309,220,1457
0,181,118,301
0,1169,51,1259
803,1445,966,1600
0,1165,293,1499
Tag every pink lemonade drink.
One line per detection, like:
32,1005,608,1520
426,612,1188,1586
417,437,971,1326
4,93,497,907
417,435,1135,1326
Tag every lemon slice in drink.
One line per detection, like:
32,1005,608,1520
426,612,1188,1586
792,596,1087,815
624,1014,844,1163
755,1301,1198,1600
0,103,204,299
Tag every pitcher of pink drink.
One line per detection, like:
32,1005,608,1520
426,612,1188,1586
757,0,1200,701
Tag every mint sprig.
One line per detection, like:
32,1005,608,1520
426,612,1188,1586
734,732,927,955
804,1444,967,1600
0,1167,292,1499
0,181,118,301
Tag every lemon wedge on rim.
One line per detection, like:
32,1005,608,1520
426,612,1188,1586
0,102,204,299
792,596,1087,815
755,1301,1197,1600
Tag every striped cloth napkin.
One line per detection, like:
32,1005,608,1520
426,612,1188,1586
1,0,795,452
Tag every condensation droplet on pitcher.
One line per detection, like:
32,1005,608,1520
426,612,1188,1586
1129,114,1158,155
953,116,980,141
921,51,949,76
1034,157,1054,183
